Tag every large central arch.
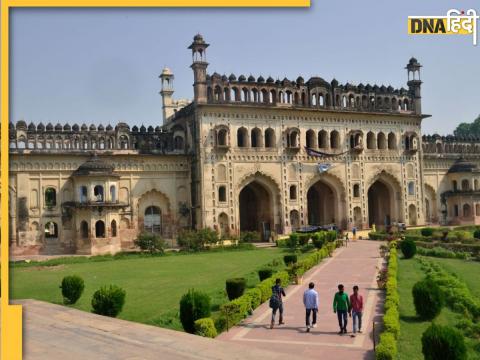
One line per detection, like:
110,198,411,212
367,171,401,228
238,172,281,240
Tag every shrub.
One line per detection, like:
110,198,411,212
421,324,467,360
312,232,325,249
383,307,400,339
179,289,211,333
194,318,217,338
258,268,273,281
298,234,310,246
225,278,246,300
288,233,299,249
375,332,397,360
91,285,126,317
421,227,434,237
400,239,416,259
283,254,298,266
473,229,480,240
177,228,218,251
60,275,85,305
244,287,262,309
134,232,165,254
240,231,261,243
412,278,443,320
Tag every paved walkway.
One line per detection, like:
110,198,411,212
218,240,385,360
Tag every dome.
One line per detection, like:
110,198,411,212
73,154,118,177
89,124,96,131
132,125,139,132
63,123,71,131
238,74,246,82
193,33,204,42
228,73,236,81
257,76,265,83
98,124,104,131
448,158,479,174
28,122,36,131
221,74,228,81
248,75,255,82
161,67,172,76
147,126,154,133
37,123,45,131
16,120,27,130
72,124,80,131
106,124,113,131
266,76,274,83
140,125,146,132
296,76,304,84
46,123,54,131
331,78,339,87
81,124,88,131
155,126,161,132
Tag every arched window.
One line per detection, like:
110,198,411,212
289,185,297,200
388,132,396,150
367,132,376,149
463,203,471,218
111,220,117,237
45,221,58,238
474,179,478,190
311,94,317,106
45,187,56,207
377,132,387,150
251,128,262,148
265,128,275,148
214,86,222,101
144,206,161,234
237,127,248,147
461,179,470,191
174,136,184,150
330,130,340,149
318,130,328,149
454,204,459,217
476,204,480,216
306,129,316,148
342,96,347,108
110,185,116,202
217,128,228,146
408,181,415,195
269,90,276,103
95,220,105,238
94,185,104,202
452,180,458,191
80,221,89,238
218,186,226,202
319,95,324,107
79,186,88,203
353,184,360,197
287,130,299,148
224,87,229,101
231,87,239,101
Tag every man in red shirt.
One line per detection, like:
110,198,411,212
349,285,364,337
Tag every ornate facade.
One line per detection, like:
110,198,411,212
8,34,480,255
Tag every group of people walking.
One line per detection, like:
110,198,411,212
270,279,364,336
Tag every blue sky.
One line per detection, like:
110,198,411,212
10,1,480,135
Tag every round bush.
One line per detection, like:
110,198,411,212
400,239,417,259
91,285,126,317
421,228,434,237
283,254,298,266
60,275,85,305
179,289,211,333
225,278,246,300
258,268,273,281
473,229,480,239
412,278,443,320
288,233,299,249
194,317,218,338
422,323,467,360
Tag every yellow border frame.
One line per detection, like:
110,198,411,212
0,0,309,359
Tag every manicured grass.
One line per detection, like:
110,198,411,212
429,258,480,298
397,257,480,359
11,248,288,331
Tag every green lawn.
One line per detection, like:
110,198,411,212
11,248,288,330
397,257,480,360
429,258,480,298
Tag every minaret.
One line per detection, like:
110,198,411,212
188,34,209,104
159,67,175,124
406,57,422,115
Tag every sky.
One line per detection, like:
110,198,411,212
10,1,480,135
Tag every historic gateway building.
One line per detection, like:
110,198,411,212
8,34,480,255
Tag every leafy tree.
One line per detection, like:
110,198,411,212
454,115,480,136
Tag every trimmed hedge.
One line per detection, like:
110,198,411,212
412,278,443,320
179,289,211,334
283,254,298,266
91,284,126,318
421,227,434,237
421,323,467,360
194,317,218,338
258,268,273,281
376,246,399,359
60,275,85,305
417,246,469,259
225,278,246,300
400,239,416,259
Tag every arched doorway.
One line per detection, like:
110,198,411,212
239,181,273,240
353,206,362,228
218,212,229,238
408,204,417,226
368,179,395,228
307,180,337,226
290,210,300,231
144,206,162,234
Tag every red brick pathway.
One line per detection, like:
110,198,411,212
218,240,385,360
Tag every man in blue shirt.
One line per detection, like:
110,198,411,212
303,282,319,332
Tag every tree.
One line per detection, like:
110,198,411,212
454,115,480,137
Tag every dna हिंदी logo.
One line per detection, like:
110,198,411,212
408,9,479,45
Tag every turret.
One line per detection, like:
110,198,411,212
189,34,209,104
159,67,175,124
406,57,422,115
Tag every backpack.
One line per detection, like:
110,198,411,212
269,294,280,309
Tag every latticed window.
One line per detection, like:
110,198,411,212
144,206,161,234
45,188,56,207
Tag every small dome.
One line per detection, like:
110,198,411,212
16,120,27,130
73,154,118,177
372,85,379,91
266,76,274,83
228,73,236,81
98,124,104,131
147,126,154,133
37,123,45,131
238,74,246,82
106,124,113,131
331,78,339,87
155,126,161,132
89,124,96,131
28,122,36,131
387,85,394,92
365,84,372,91
81,124,88,131
221,74,228,81
275,79,281,85
72,124,80,131
55,123,62,131
212,72,221,79
257,76,265,83
46,123,54,131
296,76,304,84
132,125,139,132
161,67,172,76
357,83,365,90
63,123,71,131
380,85,387,92
248,75,255,82
140,125,146,132
193,33,204,42
448,157,479,174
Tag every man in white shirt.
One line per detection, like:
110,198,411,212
303,282,319,332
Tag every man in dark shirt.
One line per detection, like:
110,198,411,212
270,278,286,329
